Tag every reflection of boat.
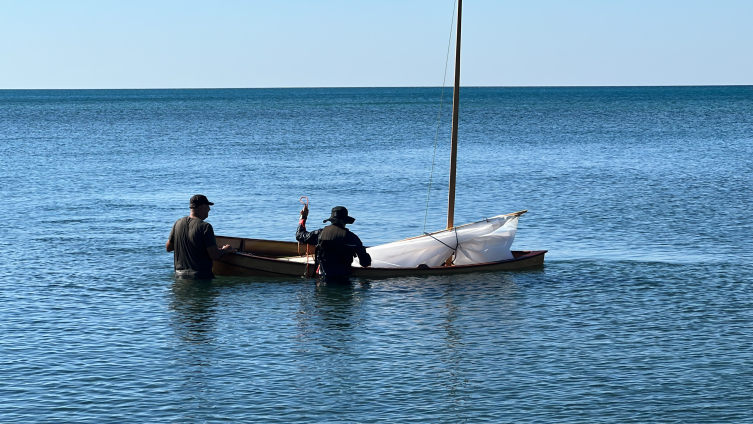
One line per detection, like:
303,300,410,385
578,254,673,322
213,0,546,278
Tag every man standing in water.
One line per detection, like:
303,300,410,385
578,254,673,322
166,194,235,279
296,204,371,284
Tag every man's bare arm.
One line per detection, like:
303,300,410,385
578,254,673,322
166,240,174,252
207,244,236,261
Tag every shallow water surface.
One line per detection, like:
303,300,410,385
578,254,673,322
1,87,752,422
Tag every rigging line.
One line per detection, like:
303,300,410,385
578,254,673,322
423,0,457,234
424,231,456,251
423,226,460,265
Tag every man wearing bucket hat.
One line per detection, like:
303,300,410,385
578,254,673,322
166,194,235,279
296,205,371,284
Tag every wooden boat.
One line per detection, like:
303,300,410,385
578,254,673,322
213,0,546,278
214,235,546,278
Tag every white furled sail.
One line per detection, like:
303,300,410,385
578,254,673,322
353,215,518,268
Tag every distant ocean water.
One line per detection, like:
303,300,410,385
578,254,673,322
1,87,752,423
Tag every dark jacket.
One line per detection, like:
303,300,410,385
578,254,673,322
296,219,371,277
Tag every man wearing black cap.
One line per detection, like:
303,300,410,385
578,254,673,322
296,205,371,283
166,194,235,279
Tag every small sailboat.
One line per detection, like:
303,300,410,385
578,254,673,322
213,0,546,278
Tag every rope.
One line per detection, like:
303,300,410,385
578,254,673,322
423,0,458,234
424,226,460,266
298,196,312,278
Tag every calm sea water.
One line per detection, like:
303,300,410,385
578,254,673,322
2,87,752,423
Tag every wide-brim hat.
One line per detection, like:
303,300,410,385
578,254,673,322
323,206,355,225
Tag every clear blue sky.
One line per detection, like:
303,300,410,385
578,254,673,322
2,0,751,88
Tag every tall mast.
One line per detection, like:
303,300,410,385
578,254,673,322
447,0,462,230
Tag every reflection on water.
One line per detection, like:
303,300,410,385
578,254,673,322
313,280,368,330
439,282,466,403
294,280,369,351
169,279,219,346
167,277,220,415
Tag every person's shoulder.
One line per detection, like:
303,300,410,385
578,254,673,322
307,226,323,235
197,220,214,230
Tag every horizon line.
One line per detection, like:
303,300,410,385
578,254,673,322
2,84,752,90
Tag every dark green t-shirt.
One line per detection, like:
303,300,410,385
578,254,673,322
169,217,217,277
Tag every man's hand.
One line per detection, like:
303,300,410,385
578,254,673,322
208,244,236,260
300,204,309,220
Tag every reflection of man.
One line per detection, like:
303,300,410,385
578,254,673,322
166,194,235,279
296,205,371,284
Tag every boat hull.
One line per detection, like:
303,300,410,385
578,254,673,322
213,236,546,278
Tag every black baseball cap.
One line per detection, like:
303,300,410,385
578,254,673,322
190,194,214,208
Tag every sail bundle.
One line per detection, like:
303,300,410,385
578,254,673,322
353,215,518,268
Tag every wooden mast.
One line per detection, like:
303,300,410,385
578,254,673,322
447,0,462,230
